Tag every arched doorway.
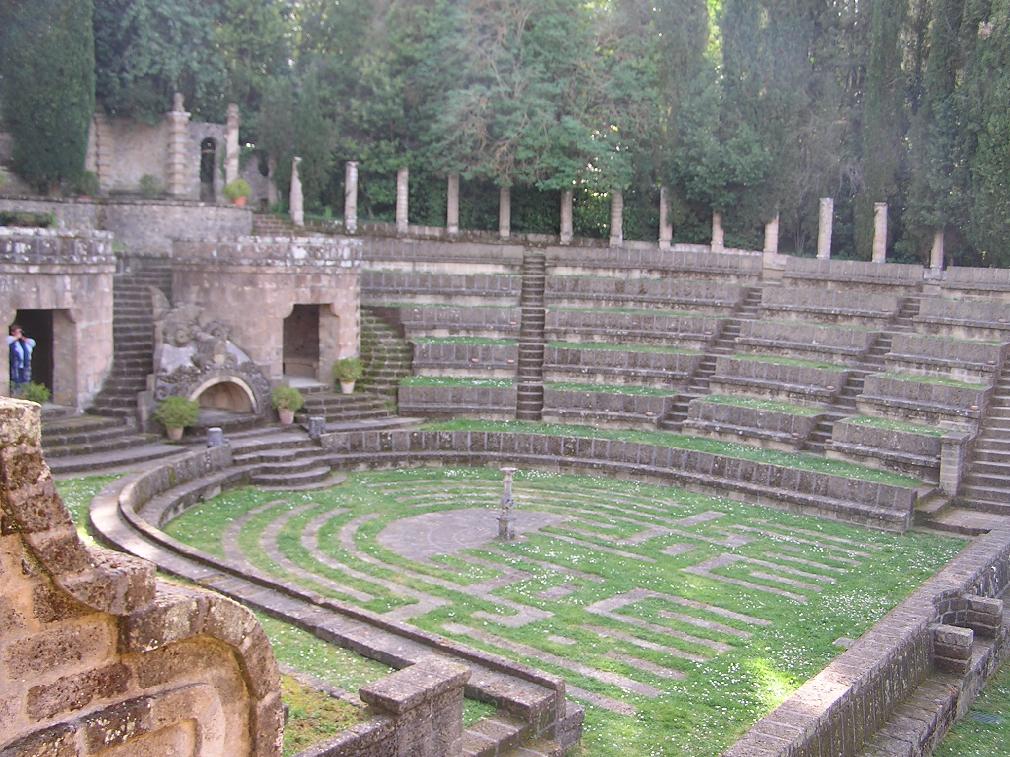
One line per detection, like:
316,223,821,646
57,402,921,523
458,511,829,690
283,305,321,379
12,309,53,393
200,138,217,202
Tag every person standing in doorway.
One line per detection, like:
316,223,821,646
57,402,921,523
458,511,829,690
8,324,35,394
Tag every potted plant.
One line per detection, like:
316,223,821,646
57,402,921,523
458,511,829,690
223,178,251,208
332,357,364,395
153,396,200,441
271,385,304,425
19,381,51,405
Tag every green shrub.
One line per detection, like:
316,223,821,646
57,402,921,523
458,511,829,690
332,357,364,383
73,170,99,196
153,396,200,429
20,382,51,404
223,178,251,201
271,385,305,411
0,211,55,228
139,174,163,198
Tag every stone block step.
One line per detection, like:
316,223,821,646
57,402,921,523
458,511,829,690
250,464,333,487
47,440,182,474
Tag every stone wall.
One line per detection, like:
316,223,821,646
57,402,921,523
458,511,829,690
760,285,900,323
886,333,1007,383
361,270,521,305
359,236,524,272
399,305,521,337
544,276,744,311
737,321,876,359
0,228,115,408
858,374,989,424
0,398,283,756
544,344,703,386
545,246,763,279
942,266,1010,297
397,383,516,418
828,419,943,480
684,400,823,449
783,258,923,289
172,237,362,381
410,341,517,377
542,387,673,428
709,356,849,404
915,297,1010,341
545,310,721,348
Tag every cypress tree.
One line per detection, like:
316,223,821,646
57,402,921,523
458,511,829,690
0,0,96,192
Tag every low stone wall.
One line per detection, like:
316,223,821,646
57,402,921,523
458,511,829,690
684,399,822,449
886,333,1007,383
411,340,517,377
828,418,942,481
544,344,702,386
321,428,920,530
545,276,744,311
542,387,673,427
709,356,849,404
545,309,721,348
760,285,900,323
942,265,1010,297
0,195,101,229
359,235,524,271
783,257,923,289
858,374,989,424
545,246,763,279
915,297,1010,341
399,304,521,337
0,398,283,756
737,320,876,359
724,528,1010,757
397,383,516,418
361,269,521,304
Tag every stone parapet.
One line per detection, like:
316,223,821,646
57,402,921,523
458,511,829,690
0,226,115,268
410,340,517,376
546,246,763,279
174,235,361,269
399,304,521,337
942,265,1010,296
361,269,521,303
915,297,1010,341
360,235,525,270
710,356,849,404
828,418,943,481
783,257,923,289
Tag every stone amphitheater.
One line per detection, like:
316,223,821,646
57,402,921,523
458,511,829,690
3,184,1010,756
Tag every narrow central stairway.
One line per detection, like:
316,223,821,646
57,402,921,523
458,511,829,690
959,360,1010,515
359,308,413,400
516,249,547,421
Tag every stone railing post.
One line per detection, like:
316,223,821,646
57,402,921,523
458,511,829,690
396,167,410,235
817,197,833,260
961,594,1004,638
763,214,779,254
930,623,973,675
609,190,624,247
872,202,888,263
930,228,945,271
560,189,574,245
711,211,724,253
290,156,304,227
225,103,240,186
659,186,673,250
446,173,460,236
166,93,191,198
499,186,511,240
939,430,970,496
344,161,359,233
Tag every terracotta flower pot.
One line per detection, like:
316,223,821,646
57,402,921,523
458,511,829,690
278,408,295,425
233,195,248,208
340,380,355,395
166,426,184,442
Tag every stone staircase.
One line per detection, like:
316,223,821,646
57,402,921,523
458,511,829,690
959,361,1010,515
293,382,395,427
516,249,547,421
463,711,567,756
229,429,339,490
40,413,163,467
359,307,413,400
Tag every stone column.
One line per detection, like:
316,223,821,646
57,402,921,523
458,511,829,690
225,103,240,186
499,186,511,240
872,202,888,263
446,173,460,236
290,156,304,227
166,93,191,198
267,155,279,207
344,161,359,234
711,211,724,253
609,190,624,247
817,197,834,260
930,228,945,271
396,166,409,235
560,189,574,245
659,186,673,250
764,214,780,254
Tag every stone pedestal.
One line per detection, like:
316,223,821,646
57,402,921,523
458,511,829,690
930,228,945,271
499,186,511,240
659,186,673,250
609,190,624,247
290,157,304,227
396,167,410,235
872,202,888,263
166,93,191,199
225,103,240,186
817,197,834,260
446,173,460,236
345,161,359,234
560,189,574,245
764,214,780,254
711,211,724,253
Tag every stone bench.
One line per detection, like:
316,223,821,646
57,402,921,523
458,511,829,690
885,333,1007,383
708,356,848,404
545,276,744,312
736,320,877,361
361,270,521,304
827,418,943,482
683,399,825,450
545,309,721,349
914,297,1010,341
397,383,516,419
542,387,674,429
760,285,900,325
410,340,518,377
543,344,702,387
783,257,924,290
399,305,521,338
857,374,989,424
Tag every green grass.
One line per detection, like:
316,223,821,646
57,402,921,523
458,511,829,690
411,336,517,346
546,382,675,397
165,467,964,757
419,420,924,487
400,376,515,388
549,341,699,355
874,372,986,389
699,395,825,417
280,675,364,756
842,415,947,437
935,657,1010,757
730,354,844,371
55,474,121,545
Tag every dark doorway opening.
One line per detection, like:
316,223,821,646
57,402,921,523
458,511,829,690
283,305,321,379
12,309,53,392
200,138,217,202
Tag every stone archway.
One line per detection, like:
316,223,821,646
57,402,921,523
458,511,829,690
190,377,257,414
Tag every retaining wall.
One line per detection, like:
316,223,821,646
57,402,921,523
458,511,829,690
684,400,822,449
858,374,990,424
760,285,900,323
544,344,702,386
737,321,876,359
542,387,673,427
709,356,849,404
545,309,721,347
544,276,744,311
886,334,1007,383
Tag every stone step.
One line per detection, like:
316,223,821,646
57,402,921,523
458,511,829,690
250,464,333,487
47,440,182,474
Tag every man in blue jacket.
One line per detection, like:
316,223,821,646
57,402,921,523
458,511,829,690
8,324,35,394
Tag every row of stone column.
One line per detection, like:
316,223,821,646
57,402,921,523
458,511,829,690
292,159,944,267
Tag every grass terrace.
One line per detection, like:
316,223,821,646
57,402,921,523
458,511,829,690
697,395,825,416
546,381,676,397
162,468,964,756
842,415,948,437
549,306,703,317
399,376,515,388
872,371,988,389
419,419,925,487
548,341,700,355
728,353,844,371
410,336,518,346
936,658,1010,757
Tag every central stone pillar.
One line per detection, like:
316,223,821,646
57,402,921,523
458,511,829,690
659,186,673,250
930,228,945,271
225,103,240,186
396,167,409,235
609,190,624,247
560,189,574,245
499,186,511,240
290,156,304,227
764,214,780,254
498,466,518,540
344,161,359,233
711,211,724,253
166,93,191,198
446,173,460,236
817,197,834,260
872,202,888,263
